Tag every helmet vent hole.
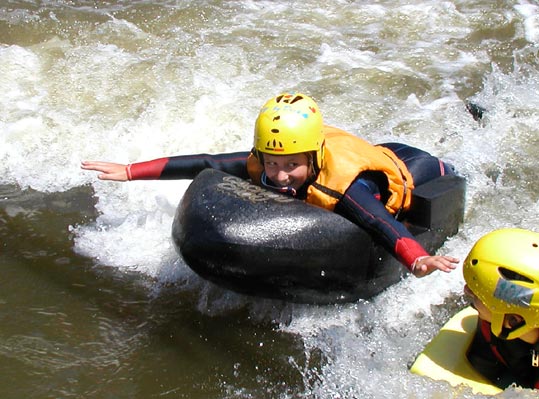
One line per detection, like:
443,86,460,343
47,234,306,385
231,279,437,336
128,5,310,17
290,95,303,104
471,259,478,265
271,129,279,133
533,243,538,248
276,95,284,103
499,267,533,283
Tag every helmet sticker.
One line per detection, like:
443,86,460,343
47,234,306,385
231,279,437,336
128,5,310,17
494,278,533,308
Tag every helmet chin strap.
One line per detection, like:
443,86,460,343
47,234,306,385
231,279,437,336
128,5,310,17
492,314,527,340
260,172,297,197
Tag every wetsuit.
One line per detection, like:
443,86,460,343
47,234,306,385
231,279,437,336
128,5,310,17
467,319,539,389
126,143,453,271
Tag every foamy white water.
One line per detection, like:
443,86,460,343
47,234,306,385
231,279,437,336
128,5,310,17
2,1,539,397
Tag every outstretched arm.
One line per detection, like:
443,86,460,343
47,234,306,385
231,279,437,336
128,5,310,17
82,152,252,182
336,178,458,277
81,161,128,181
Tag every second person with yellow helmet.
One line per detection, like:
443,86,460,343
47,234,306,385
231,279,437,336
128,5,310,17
82,92,459,277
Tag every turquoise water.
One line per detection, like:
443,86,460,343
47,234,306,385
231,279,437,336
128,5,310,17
2,1,539,398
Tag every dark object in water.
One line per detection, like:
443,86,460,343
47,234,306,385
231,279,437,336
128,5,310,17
172,169,466,304
466,102,486,121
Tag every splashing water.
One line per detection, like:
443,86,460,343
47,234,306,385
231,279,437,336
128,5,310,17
2,0,539,398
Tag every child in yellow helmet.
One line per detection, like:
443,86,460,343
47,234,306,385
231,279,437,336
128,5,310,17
82,92,459,277
464,228,539,389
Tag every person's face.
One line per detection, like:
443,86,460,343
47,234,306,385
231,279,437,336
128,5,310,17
263,153,311,190
464,284,539,344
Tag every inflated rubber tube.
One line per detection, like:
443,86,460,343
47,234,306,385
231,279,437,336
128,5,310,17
172,168,465,304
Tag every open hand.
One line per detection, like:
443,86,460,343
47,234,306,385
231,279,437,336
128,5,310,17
81,161,128,181
412,255,459,278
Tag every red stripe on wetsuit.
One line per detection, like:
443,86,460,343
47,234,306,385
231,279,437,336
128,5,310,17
480,319,510,367
127,157,170,180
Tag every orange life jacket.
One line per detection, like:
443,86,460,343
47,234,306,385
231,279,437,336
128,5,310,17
246,126,414,215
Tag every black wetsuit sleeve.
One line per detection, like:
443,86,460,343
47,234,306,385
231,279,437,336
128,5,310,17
334,177,429,270
128,151,251,180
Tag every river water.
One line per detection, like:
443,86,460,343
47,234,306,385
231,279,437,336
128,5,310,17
2,1,539,398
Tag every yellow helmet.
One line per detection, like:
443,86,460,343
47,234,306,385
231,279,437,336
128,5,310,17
254,92,324,169
463,228,539,340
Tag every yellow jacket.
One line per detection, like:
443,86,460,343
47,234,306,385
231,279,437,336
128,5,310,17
247,126,414,215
